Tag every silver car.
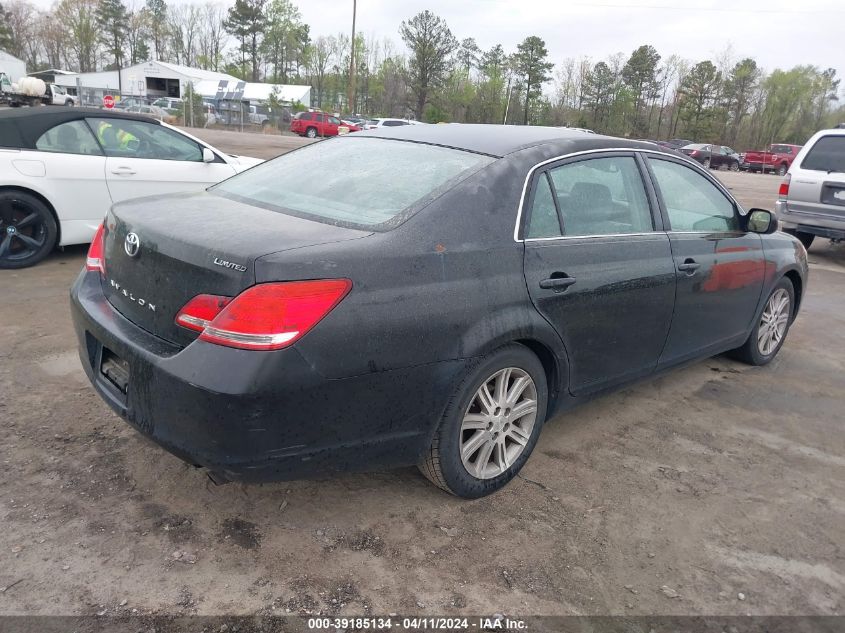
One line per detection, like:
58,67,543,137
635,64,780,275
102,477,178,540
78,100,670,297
776,126,845,249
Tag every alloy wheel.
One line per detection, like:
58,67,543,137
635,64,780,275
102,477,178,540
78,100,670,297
757,288,791,356
459,367,538,480
0,198,48,264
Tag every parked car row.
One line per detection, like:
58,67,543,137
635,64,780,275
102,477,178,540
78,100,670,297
290,112,425,138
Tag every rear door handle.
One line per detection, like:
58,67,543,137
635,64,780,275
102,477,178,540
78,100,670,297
539,275,577,290
677,259,701,273
111,166,136,176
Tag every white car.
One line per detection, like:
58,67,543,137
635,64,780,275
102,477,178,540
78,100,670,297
0,107,262,268
362,117,425,129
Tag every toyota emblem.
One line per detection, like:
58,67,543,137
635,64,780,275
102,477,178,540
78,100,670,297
124,232,140,257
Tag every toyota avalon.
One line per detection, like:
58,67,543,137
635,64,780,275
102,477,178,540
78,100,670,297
70,125,808,498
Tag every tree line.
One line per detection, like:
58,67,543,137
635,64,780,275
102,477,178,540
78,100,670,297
1,0,841,147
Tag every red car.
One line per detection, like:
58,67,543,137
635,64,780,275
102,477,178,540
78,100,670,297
290,112,361,138
740,143,803,175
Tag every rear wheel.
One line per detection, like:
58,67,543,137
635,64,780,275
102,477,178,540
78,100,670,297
305,127,317,138
419,343,548,498
703,158,711,169
729,278,795,366
0,191,57,269
783,228,815,250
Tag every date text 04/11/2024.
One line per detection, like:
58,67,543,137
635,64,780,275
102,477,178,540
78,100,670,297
306,616,527,630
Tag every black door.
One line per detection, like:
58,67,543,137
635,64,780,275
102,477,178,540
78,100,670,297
645,156,765,365
521,153,676,395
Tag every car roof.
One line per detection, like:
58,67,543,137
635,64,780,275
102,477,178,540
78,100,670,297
356,123,662,158
0,106,158,149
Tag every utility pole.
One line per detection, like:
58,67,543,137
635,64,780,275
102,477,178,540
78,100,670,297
347,0,357,115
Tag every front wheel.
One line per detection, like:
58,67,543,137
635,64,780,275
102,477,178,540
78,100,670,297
729,278,795,366
419,344,548,498
730,161,740,171
778,164,788,176
0,191,58,269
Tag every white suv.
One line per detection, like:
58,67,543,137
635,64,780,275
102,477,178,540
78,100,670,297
776,126,845,249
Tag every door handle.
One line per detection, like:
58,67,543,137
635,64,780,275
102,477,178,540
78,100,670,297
539,274,577,291
677,258,701,274
111,166,136,176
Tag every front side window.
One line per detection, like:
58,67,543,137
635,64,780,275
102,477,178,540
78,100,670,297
36,120,102,156
88,118,202,161
649,158,738,231
212,137,493,229
546,155,653,236
801,136,845,173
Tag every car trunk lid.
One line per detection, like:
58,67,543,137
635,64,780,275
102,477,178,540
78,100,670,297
102,191,370,346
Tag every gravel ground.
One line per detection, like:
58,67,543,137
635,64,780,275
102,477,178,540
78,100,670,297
1,129,843,618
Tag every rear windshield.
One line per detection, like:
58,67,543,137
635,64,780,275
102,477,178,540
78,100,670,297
801,136,845,173
211,137,493,229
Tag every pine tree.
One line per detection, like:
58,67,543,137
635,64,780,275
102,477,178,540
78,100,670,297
400,10,458,120
514,36,553,125
0,3,13,52
96,0,129,69
224,0,267,81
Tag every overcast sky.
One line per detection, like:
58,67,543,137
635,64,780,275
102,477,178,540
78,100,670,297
297,0,844,89
26,0,845,91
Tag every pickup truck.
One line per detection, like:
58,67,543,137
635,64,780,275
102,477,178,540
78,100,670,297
740,143,802,176
0,73,77,106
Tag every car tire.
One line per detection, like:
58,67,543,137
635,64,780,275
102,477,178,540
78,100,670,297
0,191,58,269
778,164,788,176
418,343,548,498
783,228,815,250
305,127,317,138
730,161,739,171
729,277,795,366
64,99,74,106
703,158,711,169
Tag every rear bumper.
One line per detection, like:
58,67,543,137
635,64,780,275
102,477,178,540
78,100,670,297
776,201,845,239
741,161,772,171
70,269,466,482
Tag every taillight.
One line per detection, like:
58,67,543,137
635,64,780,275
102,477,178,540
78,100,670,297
175,294,232,331
86,223,106,274
690,150,699,156
175,280,352,351
778,173,791,198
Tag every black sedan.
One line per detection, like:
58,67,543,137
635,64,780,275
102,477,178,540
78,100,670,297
680,143,742,170
70,125,808,498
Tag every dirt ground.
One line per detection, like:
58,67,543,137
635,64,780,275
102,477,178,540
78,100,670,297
1,131,844,619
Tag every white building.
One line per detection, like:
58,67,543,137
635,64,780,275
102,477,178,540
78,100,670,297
54,61,238,101
0,50,27,83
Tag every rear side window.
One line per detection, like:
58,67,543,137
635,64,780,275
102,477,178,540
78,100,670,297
526,174,561,238
297,112,311,121
772,145,793,154
546,156,653,236
801,136,845,173
36,120,102,155
212,137,493,229
649,159,738,231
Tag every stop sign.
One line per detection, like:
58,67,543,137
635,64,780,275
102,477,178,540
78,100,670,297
103,95,115,109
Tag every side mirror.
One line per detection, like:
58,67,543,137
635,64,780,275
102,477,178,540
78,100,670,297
202,147,215,163
746,208,777,234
